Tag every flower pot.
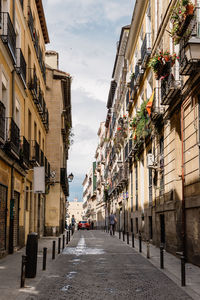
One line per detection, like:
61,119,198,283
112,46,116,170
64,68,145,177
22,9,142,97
186,4,194,15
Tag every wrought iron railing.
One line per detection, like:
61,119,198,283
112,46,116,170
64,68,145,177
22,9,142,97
141,33,151,67
28,7,34,40
16,48,26,85
0,12,16,61
21,136,30,164
40,149,44,166
0,101,5,142
124,142,129,161
28,69,38,97
160,65,181,105
5,117,20,153
30,140,40,164
34,30,39,57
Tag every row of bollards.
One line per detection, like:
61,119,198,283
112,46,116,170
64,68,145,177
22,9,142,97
21,230,73,288
116,230,186,287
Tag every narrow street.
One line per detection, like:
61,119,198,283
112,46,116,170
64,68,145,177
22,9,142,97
24,231,191,300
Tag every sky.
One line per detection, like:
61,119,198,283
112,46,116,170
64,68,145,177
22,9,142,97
43,0,134,202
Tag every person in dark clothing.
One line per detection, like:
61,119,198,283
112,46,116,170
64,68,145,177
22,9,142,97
109,212,117,235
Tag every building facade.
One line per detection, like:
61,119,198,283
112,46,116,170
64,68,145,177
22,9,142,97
88,0,200,266
0,0,72,258
45,50,72,236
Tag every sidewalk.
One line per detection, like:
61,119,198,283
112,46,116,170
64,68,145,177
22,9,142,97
109,230,200,300
0,232,72,300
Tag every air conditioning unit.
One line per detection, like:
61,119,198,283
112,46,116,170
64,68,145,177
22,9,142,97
147,153,157,168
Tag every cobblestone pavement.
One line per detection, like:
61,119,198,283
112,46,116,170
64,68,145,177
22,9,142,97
24,230,192,300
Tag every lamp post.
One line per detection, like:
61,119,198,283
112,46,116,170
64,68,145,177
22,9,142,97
68,173,74,182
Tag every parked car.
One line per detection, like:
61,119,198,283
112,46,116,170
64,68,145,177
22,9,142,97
78,221,90,230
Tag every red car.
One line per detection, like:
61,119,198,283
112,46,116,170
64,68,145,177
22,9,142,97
78,221,90,230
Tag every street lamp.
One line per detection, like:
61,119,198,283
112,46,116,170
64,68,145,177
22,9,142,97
185,37,200,61
68,173,74,182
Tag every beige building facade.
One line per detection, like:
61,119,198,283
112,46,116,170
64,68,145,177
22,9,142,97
90,0,200,266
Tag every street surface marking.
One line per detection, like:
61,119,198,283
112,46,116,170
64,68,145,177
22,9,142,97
63,237,104,256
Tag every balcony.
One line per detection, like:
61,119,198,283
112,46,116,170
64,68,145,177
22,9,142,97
34,30,39,57
124,142,129,161
135,63,144,86
161,66,181,105
0,12,16,62
141,33,151,69
179,8,200,75
16,48,26,86
118,164,128,184
30,140,40,165
40,149,44,166
126,90,133,112
38,46,43,70
37,88,44,113
20,136,30,168
45,157,50,179
28,7,34,41
0,101,6,145
28,69,38,99
4,117,20,158
60,168,69,196
151,87,165,121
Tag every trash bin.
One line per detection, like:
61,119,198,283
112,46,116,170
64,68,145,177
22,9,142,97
25,232,38,278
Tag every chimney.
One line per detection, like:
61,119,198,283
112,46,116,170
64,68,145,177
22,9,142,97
45,50,59,69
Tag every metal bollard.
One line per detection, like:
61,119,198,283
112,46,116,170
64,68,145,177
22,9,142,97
160,244,164,269
58,237,61,254
127,232,129,245
43,247,47,271
66,231,69,245
132,233,135,248
181,255,186,286
62,234,65,250
139,232,142,253
68,230,71,242
20,255,27,288
123,231,125,242
119,230,121,239
52,241,55,259
147,241,150,259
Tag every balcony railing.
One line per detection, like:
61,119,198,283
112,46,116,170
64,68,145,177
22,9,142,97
38,46,43,70
28,69,38,98
124,142,129,161
40,149,44,166
30,140,40,165
5,117,20,156
34,30,39,57
0,12,16,61
141,33,151,69
0,101,6,144
60,168,69,196
161,65,181,105
135,63,144,86
20,136,30,166
179,7,200,75
38,88,44,113
28,7,34,40
16,48,26,86
151,87,165,121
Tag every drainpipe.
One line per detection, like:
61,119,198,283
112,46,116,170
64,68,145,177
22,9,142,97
181,96,190,260
12,0,16,119
9,163,15,254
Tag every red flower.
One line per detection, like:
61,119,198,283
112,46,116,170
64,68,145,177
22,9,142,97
117,127,121,131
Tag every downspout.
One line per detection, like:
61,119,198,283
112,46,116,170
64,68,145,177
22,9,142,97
181,96,190,260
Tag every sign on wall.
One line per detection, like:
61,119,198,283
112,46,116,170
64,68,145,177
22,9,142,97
33,167,45,193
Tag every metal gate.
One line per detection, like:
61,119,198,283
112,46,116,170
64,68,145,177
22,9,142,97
0,184,7,250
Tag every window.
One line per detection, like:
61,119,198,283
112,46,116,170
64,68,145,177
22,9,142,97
34,122,37,140
25,186,29,211
28,110,32,140
2,71,9,117
15,98,20,129
148,150,153,205
130,171,133,212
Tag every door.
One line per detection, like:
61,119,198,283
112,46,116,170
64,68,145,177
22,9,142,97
0,184,7,250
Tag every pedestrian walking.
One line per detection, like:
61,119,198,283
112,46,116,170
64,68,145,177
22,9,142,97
71,215,76,234
109,212,117,236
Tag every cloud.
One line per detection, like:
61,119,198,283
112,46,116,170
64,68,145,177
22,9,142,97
43,0,133,201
